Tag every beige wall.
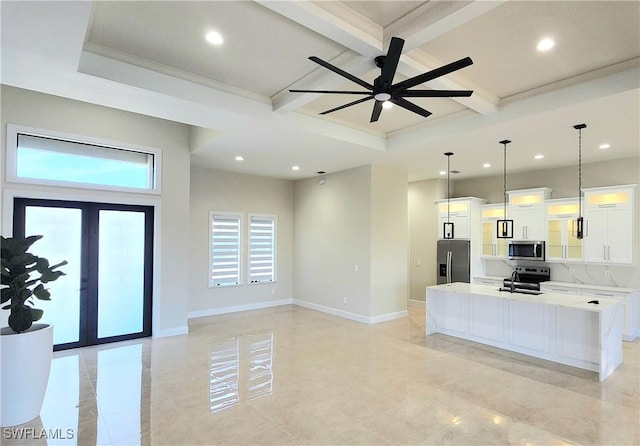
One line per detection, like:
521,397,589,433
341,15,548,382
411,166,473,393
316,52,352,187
0,86,191,335
370,165,409,318
293,165,409,321
453,157,639,202
407,178,446,301
188,166,294,316
293,166,372,318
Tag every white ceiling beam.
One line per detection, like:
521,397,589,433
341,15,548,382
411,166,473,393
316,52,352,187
385,0,508,51
256,1,383,57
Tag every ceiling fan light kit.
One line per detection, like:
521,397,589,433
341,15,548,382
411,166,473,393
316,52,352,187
496,139,514,239
290,37,474,123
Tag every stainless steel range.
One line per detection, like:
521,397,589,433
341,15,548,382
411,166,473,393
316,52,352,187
499,265,550,295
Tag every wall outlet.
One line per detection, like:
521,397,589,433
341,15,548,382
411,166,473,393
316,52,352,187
271,288,276,295
416,259,421,268
604,270,612,278
354,264,359,272
343,297,348,304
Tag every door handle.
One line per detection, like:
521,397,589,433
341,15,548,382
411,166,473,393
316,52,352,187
446,251,452,283
603,245,607,260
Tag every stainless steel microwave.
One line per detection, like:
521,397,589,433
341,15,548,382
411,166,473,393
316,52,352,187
508,240,545,261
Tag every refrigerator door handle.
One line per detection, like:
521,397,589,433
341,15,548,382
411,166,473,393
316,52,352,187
446,251,452,283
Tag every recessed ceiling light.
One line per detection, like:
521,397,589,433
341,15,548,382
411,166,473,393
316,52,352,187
482,163,491,168
205,30,224,45
599,143,611,149
382,101,393,110
536,37,555,52
292,165,300,171
534,154,544,160
235,156,244,161
439,171,446,175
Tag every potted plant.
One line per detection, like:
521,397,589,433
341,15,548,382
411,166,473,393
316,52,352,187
1,235,67,427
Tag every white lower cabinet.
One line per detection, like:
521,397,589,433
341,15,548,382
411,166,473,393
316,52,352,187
508,300,551,353
540,283,638,341
435,291,468,335
556,306,599,364
469,295,504,342
427,284,624,380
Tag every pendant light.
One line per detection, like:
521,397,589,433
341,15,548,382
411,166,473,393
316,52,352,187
443,152,454,239
574,123,587,239
496,140,513,239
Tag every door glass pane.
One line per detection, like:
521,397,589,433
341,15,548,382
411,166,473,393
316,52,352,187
98,210,146,338
25,206,82,345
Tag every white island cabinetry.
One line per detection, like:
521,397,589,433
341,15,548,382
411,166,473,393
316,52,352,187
426,283,623,381
540,282,638,341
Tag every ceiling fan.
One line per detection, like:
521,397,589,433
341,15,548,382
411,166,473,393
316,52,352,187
290,37,474,123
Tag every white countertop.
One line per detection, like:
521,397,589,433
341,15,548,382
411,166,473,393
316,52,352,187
541,281,637,294
427,283,621,312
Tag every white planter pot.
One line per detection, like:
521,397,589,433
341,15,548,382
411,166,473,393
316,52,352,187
1,324,53,427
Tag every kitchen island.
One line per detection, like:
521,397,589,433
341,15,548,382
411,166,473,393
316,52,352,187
426,283,623,381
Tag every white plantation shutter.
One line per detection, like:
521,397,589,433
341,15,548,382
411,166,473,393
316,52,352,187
209,213,241,287
248,215,276,283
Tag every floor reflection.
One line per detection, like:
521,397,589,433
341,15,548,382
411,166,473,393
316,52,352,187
209,332,274,413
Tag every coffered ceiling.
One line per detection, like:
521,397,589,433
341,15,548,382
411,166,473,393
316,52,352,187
1,1,638,181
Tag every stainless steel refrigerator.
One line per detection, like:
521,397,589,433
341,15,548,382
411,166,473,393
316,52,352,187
437,239,470,284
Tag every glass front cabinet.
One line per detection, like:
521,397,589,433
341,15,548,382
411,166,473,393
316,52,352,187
480,204,508,258
545,199,583,262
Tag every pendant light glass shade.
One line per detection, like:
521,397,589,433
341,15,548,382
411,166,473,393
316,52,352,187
496,140,513,239
443,152,454,239
573,123,587,239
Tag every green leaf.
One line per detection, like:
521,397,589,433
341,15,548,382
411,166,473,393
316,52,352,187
32,284,51,301
30,308,44,322
8,305,33,333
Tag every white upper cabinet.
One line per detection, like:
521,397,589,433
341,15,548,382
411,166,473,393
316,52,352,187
583,185,635,265
508,188,553,240
435,197,486,240
545,199,583,262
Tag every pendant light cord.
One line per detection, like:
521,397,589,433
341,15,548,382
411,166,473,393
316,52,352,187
503,142,507,219
574,124,587,219
447,154,451,223
578,127,582,218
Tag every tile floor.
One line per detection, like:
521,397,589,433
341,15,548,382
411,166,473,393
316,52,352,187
3,304,639,445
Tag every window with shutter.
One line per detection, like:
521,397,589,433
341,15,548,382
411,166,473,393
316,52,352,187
209,213,241,287
248,215,276,283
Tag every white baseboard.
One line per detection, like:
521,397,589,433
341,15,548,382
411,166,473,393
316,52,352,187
188,298,293,320
408,298,426,307
293,299,408,324
153,325,189,338
293,299,370,323
369,310,408,324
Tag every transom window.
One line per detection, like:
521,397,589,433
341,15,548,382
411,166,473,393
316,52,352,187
6,125,160,193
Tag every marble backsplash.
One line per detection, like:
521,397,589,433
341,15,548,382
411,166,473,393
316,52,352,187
484,259,639,290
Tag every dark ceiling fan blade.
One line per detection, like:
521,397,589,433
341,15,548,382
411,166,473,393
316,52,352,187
392,57,473,92
289,89,372,95
319,96,373,115
308,56,374,90
370,101,383,123
390,97,432,118
400,90,473,98
380,37,404,86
